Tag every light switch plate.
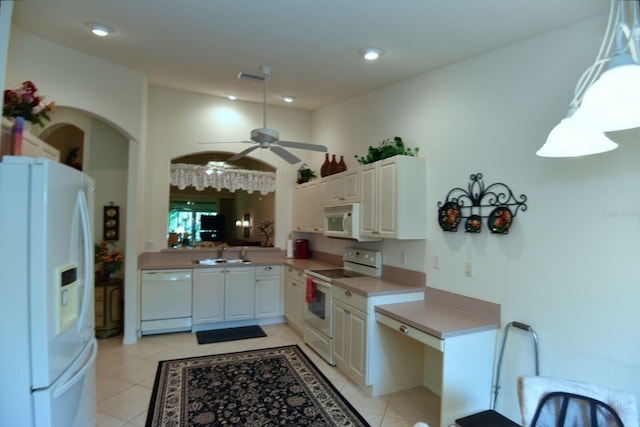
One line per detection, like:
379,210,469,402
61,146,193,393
464,261,474,277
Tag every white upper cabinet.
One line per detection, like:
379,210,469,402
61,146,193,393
291,155,426,240
1,118,60,162
327,169,360,205
292,179,326,233
359,156,426,239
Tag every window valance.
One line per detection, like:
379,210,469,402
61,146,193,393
170,163,276,195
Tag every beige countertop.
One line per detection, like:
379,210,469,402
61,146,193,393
332,276,424,297
375,287,500,339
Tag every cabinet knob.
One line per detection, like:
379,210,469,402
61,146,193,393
399,325,409,334
265,266,272,271
344,290,352,297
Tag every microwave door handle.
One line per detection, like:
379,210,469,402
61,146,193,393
343,213,350,235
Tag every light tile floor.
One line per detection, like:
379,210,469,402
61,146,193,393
95,323,439,427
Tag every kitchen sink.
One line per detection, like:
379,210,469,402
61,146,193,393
193,258,251,265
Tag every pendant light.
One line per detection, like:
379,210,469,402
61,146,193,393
537,0,640,157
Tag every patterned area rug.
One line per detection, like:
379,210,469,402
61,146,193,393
146,345,369,426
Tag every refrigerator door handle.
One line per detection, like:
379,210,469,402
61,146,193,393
76,191,94,333
52,337,97,399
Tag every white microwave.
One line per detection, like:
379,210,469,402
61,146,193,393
323,203,381,241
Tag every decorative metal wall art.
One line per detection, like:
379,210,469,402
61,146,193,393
103,202,120,241
437,173,527,234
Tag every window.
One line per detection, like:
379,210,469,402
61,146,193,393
168,201,217,247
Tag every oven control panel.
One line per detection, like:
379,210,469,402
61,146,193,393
344,248,382,269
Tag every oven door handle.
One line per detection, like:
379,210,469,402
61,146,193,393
309,277,331,292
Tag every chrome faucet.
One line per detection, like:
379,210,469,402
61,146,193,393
240,247,247,260
217,245,226,259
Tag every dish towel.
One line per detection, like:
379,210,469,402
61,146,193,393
305,276,315,303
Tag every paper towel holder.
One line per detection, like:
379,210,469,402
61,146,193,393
286,234,294,258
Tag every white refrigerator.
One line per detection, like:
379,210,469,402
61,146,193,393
0,156,98,427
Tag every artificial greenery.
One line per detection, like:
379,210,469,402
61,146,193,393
296,167,317,184
354,136,419,165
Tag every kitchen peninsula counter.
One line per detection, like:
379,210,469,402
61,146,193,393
376,287,500,339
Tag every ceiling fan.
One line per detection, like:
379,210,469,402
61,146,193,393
202,65,327,164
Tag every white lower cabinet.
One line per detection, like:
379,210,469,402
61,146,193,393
224,267,256,321
254,265,282,319
192,268,225,325
332,284,425,390
333,299,368,385
192,266,255,324
284,266,305,334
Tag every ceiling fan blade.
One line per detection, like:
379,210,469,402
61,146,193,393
228,145,259,161
278,140,328,152
270,146,301,164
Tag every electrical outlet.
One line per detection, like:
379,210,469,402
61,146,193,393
433,255,440,270
464,261,474,277
401,252,407,265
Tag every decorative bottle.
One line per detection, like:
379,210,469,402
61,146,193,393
320,153,330,177
329,154,338,175
337,155,347,173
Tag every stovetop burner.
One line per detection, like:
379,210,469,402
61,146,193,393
305,268,365,280
304,248,382,282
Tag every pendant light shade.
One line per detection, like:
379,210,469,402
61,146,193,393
536,118,618,157
537,0,640,157
572,58,640,132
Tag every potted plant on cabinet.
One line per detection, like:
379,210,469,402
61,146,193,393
354,136,419,165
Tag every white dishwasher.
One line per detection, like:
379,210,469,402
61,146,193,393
140,269,192,335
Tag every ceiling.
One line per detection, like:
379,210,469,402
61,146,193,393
10,0,608,111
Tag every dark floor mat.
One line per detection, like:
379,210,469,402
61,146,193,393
196,325,267,344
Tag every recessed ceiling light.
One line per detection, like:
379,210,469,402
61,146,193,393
360,47,384,61
86,22,113,37
227,94,237,100
282,96,295,103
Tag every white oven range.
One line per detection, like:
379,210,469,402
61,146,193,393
303,248,381,365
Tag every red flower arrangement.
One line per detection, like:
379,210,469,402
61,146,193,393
3,81,55,126
95,240,124,274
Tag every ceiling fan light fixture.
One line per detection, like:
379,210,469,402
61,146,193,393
86,22,113,37
360,47,384,61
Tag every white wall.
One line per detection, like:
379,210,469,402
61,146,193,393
312,16,640,421
0,2,12,91
6,28,145,142
144,85,315,250
88,118,129,249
